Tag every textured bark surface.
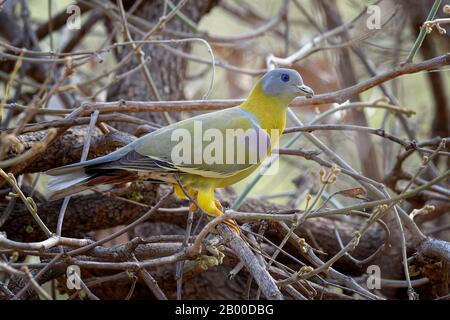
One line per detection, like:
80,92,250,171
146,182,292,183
2,176,388,298
2,191,384,271
6,128,133,173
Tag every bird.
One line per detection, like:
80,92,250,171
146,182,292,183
46,68,314,233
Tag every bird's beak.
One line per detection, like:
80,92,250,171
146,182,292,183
296,84,314,98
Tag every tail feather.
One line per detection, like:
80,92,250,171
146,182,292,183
47,169,92,201
46,166,136,201
46,148,135,200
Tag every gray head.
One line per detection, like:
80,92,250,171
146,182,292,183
260,68,314,99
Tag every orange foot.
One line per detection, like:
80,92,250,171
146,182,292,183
214,200,240,235
189,199,241,235
189,202,197,212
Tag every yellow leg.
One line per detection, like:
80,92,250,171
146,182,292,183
175,183,239,234
174,183,198,208
197,187,240,234
174,184,188,199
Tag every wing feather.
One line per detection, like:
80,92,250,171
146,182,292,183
108,107,272,179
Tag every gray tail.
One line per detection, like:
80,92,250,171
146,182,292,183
45,149,125,200
46,154,135,201
46,163,93,201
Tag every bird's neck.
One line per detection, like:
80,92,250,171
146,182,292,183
240,83,289,138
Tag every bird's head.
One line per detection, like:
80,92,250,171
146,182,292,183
259,68,314,101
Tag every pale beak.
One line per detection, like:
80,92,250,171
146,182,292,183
296,84,314,98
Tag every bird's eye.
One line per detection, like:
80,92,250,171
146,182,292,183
281,73,290,82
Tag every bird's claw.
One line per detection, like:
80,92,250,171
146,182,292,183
214,199,223,212
189,202,197,212
223,219,241,235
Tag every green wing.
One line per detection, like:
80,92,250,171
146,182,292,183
115,107,271,179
